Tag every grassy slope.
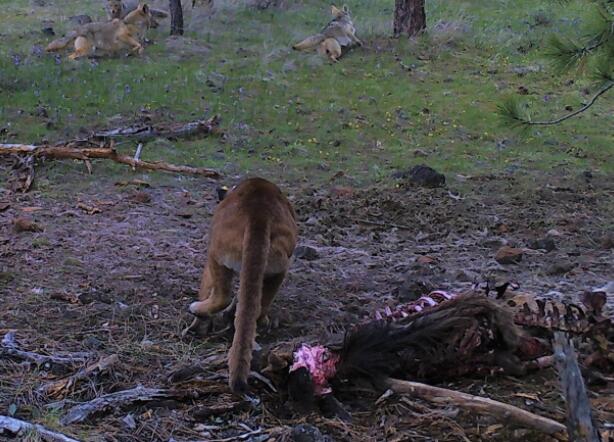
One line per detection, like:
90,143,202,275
0,0,612,187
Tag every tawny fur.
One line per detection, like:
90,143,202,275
317,38,342,62
46,4,155,59
186,178,298,393
292,5,362,56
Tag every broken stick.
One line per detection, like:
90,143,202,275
0,415,82,442
386,378,567,437
39,354,120,398
93,115,221,142
0,143,221,179
1,331,91,371
553,332,601,442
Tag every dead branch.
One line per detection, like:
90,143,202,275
386,378,567,437
93,115,220,141
553,332,601,442
39,355,120,398
1,331,91,370
0,415,82,442
60,385,209,425
0,143,221,179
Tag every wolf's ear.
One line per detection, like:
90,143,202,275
343,4,349,12
331,5,341,15
142,3,150,13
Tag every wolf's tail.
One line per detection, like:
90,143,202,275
292,33,326,50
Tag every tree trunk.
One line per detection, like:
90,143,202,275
394,0,426,37
169,0,184,36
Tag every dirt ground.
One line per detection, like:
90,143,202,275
1,165,613,441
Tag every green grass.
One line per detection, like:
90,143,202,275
0,0,612,187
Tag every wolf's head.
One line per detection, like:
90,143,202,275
107,0,123,19
124,3,159,29
331,4,351,19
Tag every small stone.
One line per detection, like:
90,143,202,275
416,255,436,265
529,237,556,252
68,15,92,26
330,186,354,197
547,229,562,237
294,245,319,261
130,191,151,204
305,217,318,226
13,217,43,233
291,424,327,442
206,72,226,92
495,246,523,264
122,414,137,430
546,260,575,275
83,336,104,350
406,165,446,188
601,233,614,249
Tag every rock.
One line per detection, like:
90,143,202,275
291,424,328,442
282,60,297,72
305,217,318,226
529,237,556,252
397,268,437,301
130,191,151,204
495,246,523,264
83,336,104,350
13,217,43,233
601,233,614,249
294,245,319,261
392,165,446,188
546,229,562,237
416,255,436,265
330,186,354,197
546,260,575,275
68,15,92,26
206,72,226,92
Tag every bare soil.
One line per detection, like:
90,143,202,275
1,166,613,441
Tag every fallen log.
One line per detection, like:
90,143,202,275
553,332,601,442
1,331,91,371
0,415,82,442
93,115,221,141
39,354,120,398
386,377,567,437
0,143,221,179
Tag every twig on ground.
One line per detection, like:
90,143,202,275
553,332,601,442
386,378,567,437
1,331,91,370
356,218,413,230
39,354,120,398
0,415,82,442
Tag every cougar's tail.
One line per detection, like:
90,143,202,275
292,33,325,50
227,217,271,393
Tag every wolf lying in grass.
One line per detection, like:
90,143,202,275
46,3,156,60
293,5,363,62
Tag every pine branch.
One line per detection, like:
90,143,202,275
499,81,613,126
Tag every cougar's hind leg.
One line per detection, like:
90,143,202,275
258,271,287,329
183,260,234,337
